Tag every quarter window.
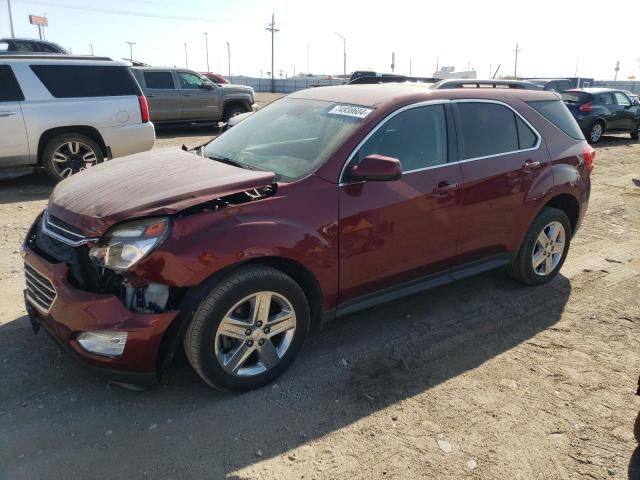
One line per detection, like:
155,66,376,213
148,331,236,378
456,103,519,159
30,65,139,98
357,105,448,172
516,116,537,149
0,65,25,102
144,72,175,89
614,92,631,106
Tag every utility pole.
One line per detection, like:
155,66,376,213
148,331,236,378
226,41,231,77
574,57,579,77
89,43,94,55
614,60,620,81
390,52,395,73
125,41,135,62
307,43,310,74
204,32,210,72
184,43,188,68
513,43,522,78
334,32,346,79
265,13,279,93
7,0,15,38
409,58,412,77
293,65,296,77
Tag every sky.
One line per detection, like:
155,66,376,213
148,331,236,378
1,0,639,81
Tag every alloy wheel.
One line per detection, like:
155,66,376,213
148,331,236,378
590,123,603,143
51,141,99,178
214,292,297,377
532,221,566,276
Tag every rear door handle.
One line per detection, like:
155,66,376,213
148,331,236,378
0,111,17,117
182,93,193,97
522,160,541,172
433,182,459,197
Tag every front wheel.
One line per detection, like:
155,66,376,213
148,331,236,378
223,104,247,122
183,265,310,391
507,207,571,285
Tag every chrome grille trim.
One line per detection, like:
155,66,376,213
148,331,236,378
24,263,57,314
41,210,98,246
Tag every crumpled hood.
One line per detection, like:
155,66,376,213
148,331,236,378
47,148,275,236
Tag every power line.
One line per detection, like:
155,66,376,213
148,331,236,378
12,0,262,24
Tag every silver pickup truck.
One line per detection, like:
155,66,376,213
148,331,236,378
131,67,256,124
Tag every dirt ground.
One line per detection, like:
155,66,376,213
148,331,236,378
1,97,639,479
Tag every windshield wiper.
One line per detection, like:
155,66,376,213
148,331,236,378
207,154,257,170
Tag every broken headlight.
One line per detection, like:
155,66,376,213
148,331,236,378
89,218,170,271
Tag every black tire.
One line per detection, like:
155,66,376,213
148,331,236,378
41,133,104,182
635,411,640,443
183,265,310,391
507,206,572,286
223,104,247,122
586,121,604,144
631,123,640,140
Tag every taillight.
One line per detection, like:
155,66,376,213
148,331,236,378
138,95,149,123
583,144,595,174
579,102,593,112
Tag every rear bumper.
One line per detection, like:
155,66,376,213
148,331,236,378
100,122,156,158
23,247,178,382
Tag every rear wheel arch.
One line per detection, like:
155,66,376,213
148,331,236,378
544,193,579,236
37,126,108,164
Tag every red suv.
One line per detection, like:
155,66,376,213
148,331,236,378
22,85,593,391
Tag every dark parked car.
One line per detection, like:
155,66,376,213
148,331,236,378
561,88,640,143
0,38,68,54
526,78,573,92
22,85,593,391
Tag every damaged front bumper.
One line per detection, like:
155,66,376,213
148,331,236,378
23,247,178,385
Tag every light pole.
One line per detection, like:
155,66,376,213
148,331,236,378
226,42,231,77
334,32,346,79
125,41,135,62
89,43,94,55
513,43,522,78
7,0,15,38
307,43,310,74
265,13,279,93
204,32,210,72
184,43,188,68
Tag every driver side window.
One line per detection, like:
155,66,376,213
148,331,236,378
178,72,205,90
357,104,448,172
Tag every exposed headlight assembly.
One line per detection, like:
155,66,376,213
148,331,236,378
89,217,170,271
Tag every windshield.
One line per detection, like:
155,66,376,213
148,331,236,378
204,98,369,182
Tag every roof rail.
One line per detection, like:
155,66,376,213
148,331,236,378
0,54,113,61
431,79,542,90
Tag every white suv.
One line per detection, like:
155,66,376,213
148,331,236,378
0,55,155,181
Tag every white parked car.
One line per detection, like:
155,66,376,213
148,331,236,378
0,55,155,181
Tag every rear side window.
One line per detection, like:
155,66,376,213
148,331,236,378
455,102,519,159
598,93,613,105
561,92,592,104
528,100,584,140
30,65,139,98
614,92,631,106
357,104,448,171
0,65,24,101
144,72,175,89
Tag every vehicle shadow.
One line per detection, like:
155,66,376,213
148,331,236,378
0,172,52,205
0,270,571,479
155,123,219,139
593,135,638,147
630,447,640,480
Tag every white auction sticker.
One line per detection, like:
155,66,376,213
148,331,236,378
328,104,373,119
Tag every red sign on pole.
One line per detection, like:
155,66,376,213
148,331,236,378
29,15,48,27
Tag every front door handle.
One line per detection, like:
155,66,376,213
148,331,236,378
0,111,17,117
433,182,459,197
522,160,541,172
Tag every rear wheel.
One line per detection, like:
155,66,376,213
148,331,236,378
587,121,604,144
183,265,310,391
42,133,104,182
631,122,640,140
507,207,571,285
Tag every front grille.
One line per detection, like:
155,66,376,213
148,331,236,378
24,262,57,314
42,210,97,246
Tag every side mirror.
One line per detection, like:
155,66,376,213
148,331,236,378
350,154,402,182
202,81,215,90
